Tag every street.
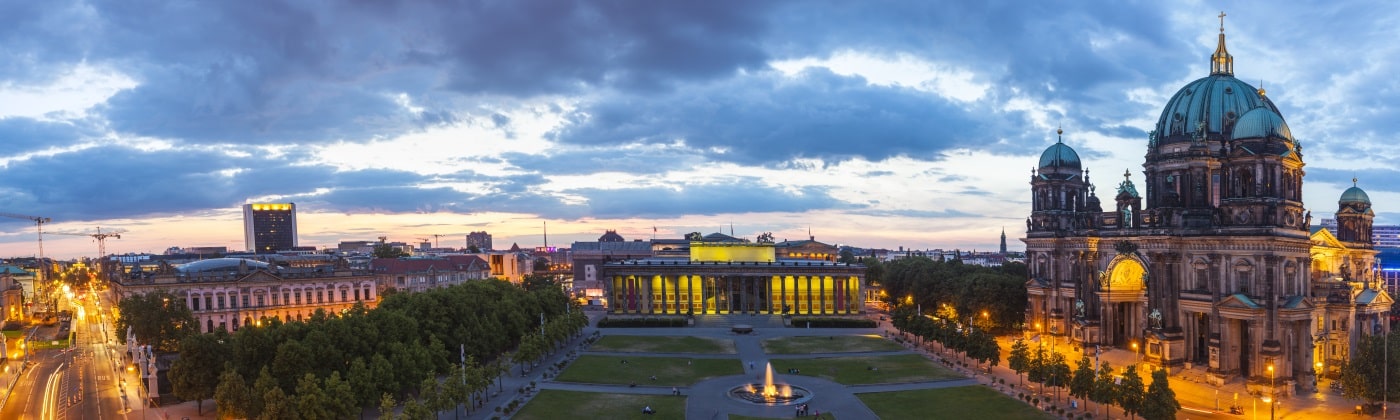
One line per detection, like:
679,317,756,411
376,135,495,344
0,286,133,420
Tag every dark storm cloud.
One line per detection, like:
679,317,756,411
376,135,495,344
0,118,101,154
552,68,1013,165
0,144,445,222
567,182,850,219
0,1,96,83
14,1,779,144
287,186,473,215
4,0,1398,230
500,146,706,176
0,146,238,221
767,1,1185,134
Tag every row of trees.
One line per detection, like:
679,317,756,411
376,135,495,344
1340,331,1400,406
889,305,1001,371
154,279,588,418
1008,338,1180,420
876,256,1028,333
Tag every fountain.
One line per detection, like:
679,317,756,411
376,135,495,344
727,362,812,405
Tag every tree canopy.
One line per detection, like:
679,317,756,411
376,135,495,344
173,279,586,418
879,256,1026,333
115,289,196,352
1340,332,1400,404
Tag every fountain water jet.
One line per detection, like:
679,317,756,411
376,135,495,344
727,362,812,405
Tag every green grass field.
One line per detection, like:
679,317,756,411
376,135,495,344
555,355,743,386
768,354,961,385
592,335,737,354
729,414,840,420
858,386,1054,419
761,335,904,354
513,390,686,420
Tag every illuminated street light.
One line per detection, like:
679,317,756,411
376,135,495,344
1268,364,1275,420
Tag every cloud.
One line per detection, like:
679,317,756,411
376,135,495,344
0,118,100,155
552,67,1013,165
566,182,851,219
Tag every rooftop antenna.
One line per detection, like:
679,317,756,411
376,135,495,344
543,221,548,249
730,222,734,236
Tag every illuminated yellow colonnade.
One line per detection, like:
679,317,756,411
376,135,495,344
602,243,863,315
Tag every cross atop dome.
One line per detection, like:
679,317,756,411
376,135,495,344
1211,11,1234,76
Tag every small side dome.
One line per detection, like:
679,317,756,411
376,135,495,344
598,230,625,242
1231,107,1293,142
1038,143,1082,171
1341,185,1371,206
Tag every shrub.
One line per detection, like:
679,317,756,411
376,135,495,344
787,317,877,328
596,316,688,328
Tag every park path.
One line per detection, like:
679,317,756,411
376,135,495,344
525,320,985,419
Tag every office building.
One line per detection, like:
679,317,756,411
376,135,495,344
243,203,298,254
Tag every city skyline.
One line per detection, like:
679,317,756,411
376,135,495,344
2,1,1396,259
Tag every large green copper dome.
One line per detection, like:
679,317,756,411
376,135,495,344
1154,75,1278,144
1152,27,1283,146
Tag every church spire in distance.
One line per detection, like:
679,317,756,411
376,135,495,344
1211,11,1234,76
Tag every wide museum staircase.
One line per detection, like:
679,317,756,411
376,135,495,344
692,314,786,329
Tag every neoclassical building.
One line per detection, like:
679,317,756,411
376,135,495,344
1024,21,1389,394
600,240,863,315
111,257,379,333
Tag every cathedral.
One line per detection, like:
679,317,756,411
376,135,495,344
1023,18,1389,395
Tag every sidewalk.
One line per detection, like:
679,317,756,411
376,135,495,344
973,333,1368,419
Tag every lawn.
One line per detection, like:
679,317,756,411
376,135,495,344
730,414,839,420
513,390,686,420
761,335,904,354
555,355,743,386
768,354,961,385
592,335,736,354
858,386,1054,420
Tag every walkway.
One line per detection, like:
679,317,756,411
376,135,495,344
526,317,979,419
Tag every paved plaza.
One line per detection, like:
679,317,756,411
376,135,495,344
142,309,1384,419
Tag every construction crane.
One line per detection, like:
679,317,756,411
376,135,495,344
50,227,126,260
0,212,53,313
423,233,464,249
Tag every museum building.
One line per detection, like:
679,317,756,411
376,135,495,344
599,239,863,316
1024,20,1389,395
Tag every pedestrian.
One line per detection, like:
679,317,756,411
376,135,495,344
814,409,820,418
749,361,754,370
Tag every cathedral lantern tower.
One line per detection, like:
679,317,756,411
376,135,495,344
1335,178,1374,245
1029,128,1096,232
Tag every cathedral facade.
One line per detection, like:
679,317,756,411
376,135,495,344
1023,22,1389,394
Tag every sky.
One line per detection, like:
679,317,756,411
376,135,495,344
1,1,1397,260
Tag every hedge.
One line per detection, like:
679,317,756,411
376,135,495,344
789,317,877,328
596,316,688,328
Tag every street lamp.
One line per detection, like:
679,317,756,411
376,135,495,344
1267,364,1275,420
1131,341,1140,365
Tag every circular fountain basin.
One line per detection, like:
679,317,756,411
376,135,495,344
727,384,813,406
